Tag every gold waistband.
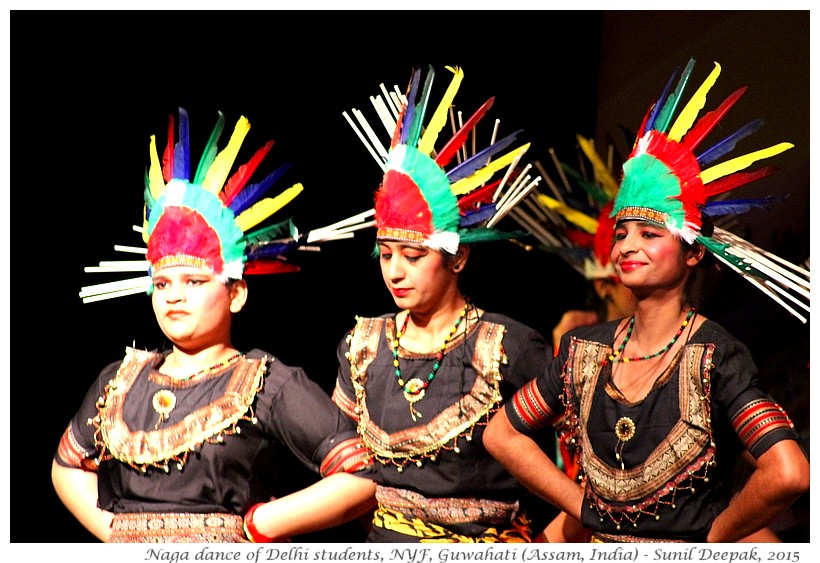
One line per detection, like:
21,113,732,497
376,485,520,526
592,532,687,543
110,512,248,543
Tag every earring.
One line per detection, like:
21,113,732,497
453,265,461,272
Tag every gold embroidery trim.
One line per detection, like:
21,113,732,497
93,347,267,471
347,317,506,468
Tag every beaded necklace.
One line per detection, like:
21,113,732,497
392,300,470,421
163,351,244,381
152,351,244,429
604,308,696,364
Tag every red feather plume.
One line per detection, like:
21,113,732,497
564,228,594,248
221,140,274,205
633,101,655,149
390,107,406,150
681,86,747,152
162,113,175,183
592,202,616,267
703,166,779,198
243,260,301,275
435,97,495,167
456,178,503,212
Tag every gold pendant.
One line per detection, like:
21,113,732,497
614,416,635,470
403,378,425,422
152,389,177,430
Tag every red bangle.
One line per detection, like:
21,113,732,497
243,503,276,543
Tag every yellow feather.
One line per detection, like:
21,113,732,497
535,193,598,234
700,142,794,184
234,183,304,232
142,207,150,244
417,66,464,155
576,135,619,198
148,134,165,200
145,134,165,244
668,62,721,142
451,143,531,196
202,116,251,194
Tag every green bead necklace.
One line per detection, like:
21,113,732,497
605,307,696,364
392,300,471,421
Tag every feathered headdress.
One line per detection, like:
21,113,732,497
80,108,366,303
612,59,810,322
510,135,621,280
344,65,539,254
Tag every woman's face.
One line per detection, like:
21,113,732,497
377,241,459,314
151,267,245,350
610,220,692,295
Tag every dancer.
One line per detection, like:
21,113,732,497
484,59,810,542
332,65,556,542
52,108,375,542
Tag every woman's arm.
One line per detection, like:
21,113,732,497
707,439,809,542
484,408,585,520
247,473,376,541
51,460,113,542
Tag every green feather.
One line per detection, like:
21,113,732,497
614,154,685,229
561,164,611,204
655,58,696,134
459,227,528,244
193,111,226,185
241,218,294,246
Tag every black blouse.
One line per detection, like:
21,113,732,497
56,348,363,516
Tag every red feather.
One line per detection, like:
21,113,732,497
632,101,655,152
703,166,779,198
457,178,502,212
391,106,406,150
375,170,434,234
220,140,274,205
681,86,747,152
435,97,495,167
243,260,301,275
592,202,616,266
564,228,594,248
162,113,175,183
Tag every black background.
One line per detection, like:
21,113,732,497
9,10,810,543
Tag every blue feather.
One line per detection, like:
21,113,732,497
406,65,434,148
459,204,497,227
227,162,292,216
400,68,422,146
446,130,521,181
644,63,681,134
174,108,190,181
696,119,765,166
701,195,786,217
246,240,300,261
